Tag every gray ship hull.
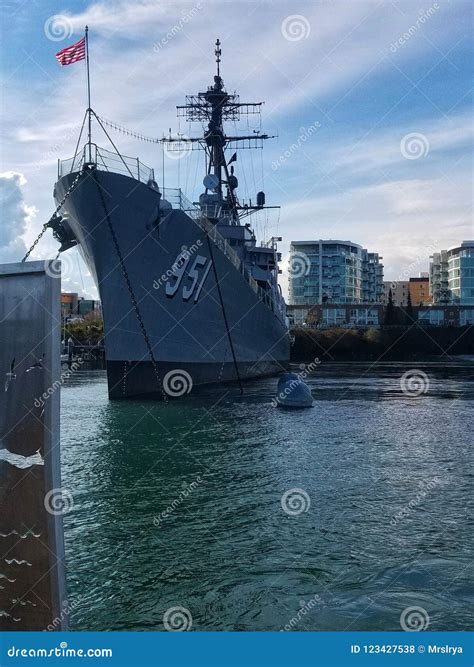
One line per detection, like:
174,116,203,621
55,169,290,398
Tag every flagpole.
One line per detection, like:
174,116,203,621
85,25,92,162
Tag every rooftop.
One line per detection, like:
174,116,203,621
290,240,363,250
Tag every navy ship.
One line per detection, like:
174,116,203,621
51,40,290,399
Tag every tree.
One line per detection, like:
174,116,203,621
64,316,104,346
384,288,395,325
405,290,414,324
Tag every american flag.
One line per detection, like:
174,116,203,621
55,36,86,66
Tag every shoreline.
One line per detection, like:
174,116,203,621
290,325,474,362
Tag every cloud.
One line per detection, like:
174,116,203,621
269,108,473,196
65,0,181,35
0,0,471,299
325,110,473,176
59,0,462,120
0,171,37,263
278,171,472,286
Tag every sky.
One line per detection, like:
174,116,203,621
0,0,472,298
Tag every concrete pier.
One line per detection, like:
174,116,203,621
0,261,66,630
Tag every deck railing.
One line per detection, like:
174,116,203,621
168,191,285,317
58,145,286,319
58,143,155,184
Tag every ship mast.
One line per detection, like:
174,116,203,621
205,38,227,203
165,39,278,224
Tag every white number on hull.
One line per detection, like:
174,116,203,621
165,254,191,297
166,253,212,303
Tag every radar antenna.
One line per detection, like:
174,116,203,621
163,40,279,223
215,38,221,77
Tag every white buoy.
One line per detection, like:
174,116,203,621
275,372,313,408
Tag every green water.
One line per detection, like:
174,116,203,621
60,362,473,631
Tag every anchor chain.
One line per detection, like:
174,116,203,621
21,170,85,263
205,235,243,394
89,168,168,402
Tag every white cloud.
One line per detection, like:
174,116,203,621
326,110,473,175
0,171,36,263
0,0,471,299
278,171,472,286
58,0,462,120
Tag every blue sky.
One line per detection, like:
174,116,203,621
1,0,472,297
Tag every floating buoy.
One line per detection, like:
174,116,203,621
275,372,313,408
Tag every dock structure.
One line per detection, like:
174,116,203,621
0,261,66,630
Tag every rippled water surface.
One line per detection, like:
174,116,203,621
61,362,473,631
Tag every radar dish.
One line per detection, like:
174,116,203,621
203,174,219,190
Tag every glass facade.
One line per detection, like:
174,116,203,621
418,309,445,325
289,241,383,305
431,242,474,305
362,251,384,303
448,243,474,305
460,309,474,326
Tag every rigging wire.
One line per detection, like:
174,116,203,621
96,115,160,144
233,118,249,205
246,115,261,242
161,142,165,192
97,114,200,198
260,141,269,244
96,109,275,239
192,135,201,202
177,118,181,191
75,248,85,293
184,118,192,196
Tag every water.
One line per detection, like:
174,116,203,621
61,362,473,631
